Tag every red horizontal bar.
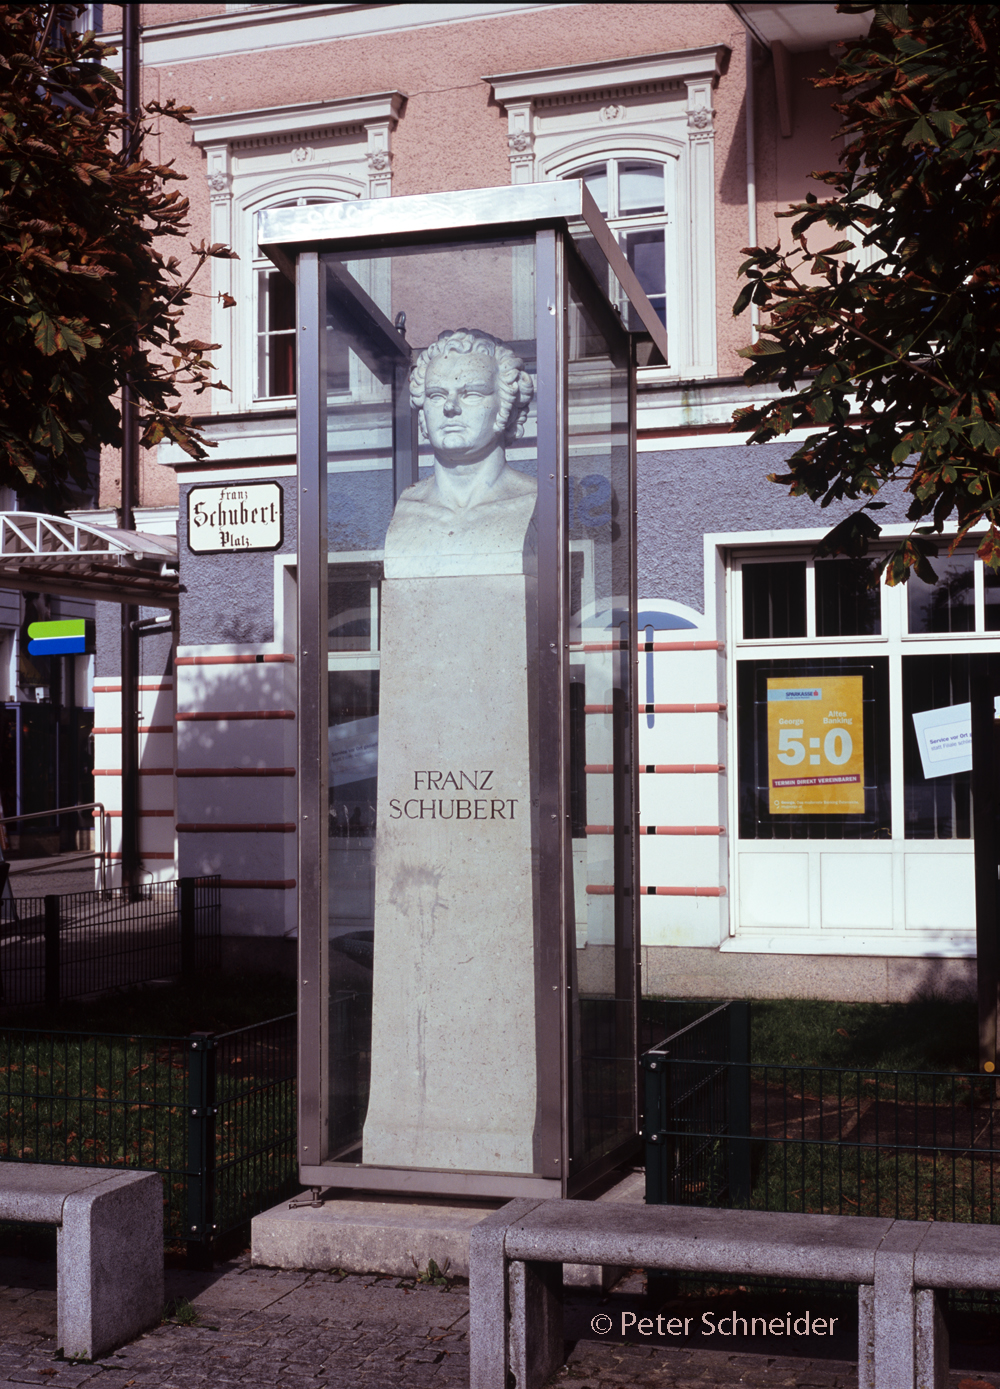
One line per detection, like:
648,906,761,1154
93,726,173,735
570,640,723,653
176,767,295,777
93,682,173,692
639,641,724,652
177,823,296,833
176,654,294,666
218,878,296,889
587,885,727,897
583,764,724,774
176,710,294,721
107,852,175,861
643,825,725,836
585,825,725,835
641,764,724,774
93,768,175,776
106,810,173,818
584,703,725,714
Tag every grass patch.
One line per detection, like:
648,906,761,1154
749,997,979,1072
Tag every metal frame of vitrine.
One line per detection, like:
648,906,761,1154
260,181,666,1198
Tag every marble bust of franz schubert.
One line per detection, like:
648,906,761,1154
382,329,537,575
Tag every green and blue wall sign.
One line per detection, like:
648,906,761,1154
27,619,95,656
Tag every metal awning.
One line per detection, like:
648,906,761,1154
0,513,180,608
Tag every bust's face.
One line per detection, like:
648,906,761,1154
421,352,505,464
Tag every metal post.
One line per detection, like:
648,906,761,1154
179,876,196,980
727,1000,752,1206
296,251,329,1170
971,675,999,1072
44,894,60,1008
119,5,141,897
642,1050,667,1206
186,1032,217,1269
533,228,567,1190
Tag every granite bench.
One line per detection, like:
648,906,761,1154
0,1164,163,1359
469,1198,1000,1389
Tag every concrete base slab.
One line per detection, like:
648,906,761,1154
639,945,977,1003
251,1191,503,1279
251,1171,646,1283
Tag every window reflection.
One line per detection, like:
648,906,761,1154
815,557,881,636
742,562,807,640
907,555,974,633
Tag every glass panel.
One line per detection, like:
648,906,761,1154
737,657,891,840
907,554,975,633
322,239,542,1173
742,561,807,639
985,567,1000,630
618,161,664,216
566,259,633,1171
579,163,608,215
328,567,378,652
622,228,666,329
902,652,978,839
815,557,882,636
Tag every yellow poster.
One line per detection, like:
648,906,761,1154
767,676,865,815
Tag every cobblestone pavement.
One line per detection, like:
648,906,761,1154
0,1253,998,1388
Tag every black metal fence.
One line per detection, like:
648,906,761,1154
642,1000,750,1208
0,876,221,1007
0,1012,296,1260
643,1014,1000,1224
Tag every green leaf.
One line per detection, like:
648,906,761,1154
29,311,60,356
902,115,936,147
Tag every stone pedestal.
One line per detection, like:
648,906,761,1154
362,492,539,1173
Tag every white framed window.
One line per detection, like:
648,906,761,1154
562,157,672,335
488,45,729,379
190,94,403,415
713,533,1000,953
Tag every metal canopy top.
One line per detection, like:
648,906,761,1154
0,512,179,609
258,179,669,361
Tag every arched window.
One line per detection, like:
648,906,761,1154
191,95,402,415
565,159,669,331
254,198,351,401
489,47,727,378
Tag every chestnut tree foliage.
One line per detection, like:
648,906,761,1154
733,4,1000,584
0,5,233,507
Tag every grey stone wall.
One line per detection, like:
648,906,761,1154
95,602,173,680
637,442,913,613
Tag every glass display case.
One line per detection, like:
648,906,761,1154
258,182,666,1198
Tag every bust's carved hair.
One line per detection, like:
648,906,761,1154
409,329,535,443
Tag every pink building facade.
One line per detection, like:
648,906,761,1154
86,3,984,1003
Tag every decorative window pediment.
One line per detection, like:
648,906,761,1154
487,47,728,379
190,93,404,412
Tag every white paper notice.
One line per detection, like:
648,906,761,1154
912,703,972,779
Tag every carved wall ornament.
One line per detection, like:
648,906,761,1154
599,102,626,123
367,149,392,172
290,145,314,164
207,170,231,195
688,107,714,130
507,130,534,154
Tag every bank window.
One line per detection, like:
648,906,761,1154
562,160,668,332
736,657,891,840
734,542,1000,846
907,554,974,633
739,556,882,642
